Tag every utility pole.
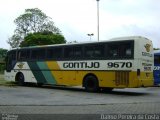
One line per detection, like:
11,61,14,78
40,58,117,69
96,0,100,41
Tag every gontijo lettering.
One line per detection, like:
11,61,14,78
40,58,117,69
63,62,100,68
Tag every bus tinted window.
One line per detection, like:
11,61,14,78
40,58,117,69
107,43,119,58
121,43,133,58
47,47,62,59
18,50,30,60
107,41,133,59
64,46,83,59
74,46,82,58
7,51,16,62
84,45,94,58
94,45,104,57
9,51,16,60
154,55,160,64
64,47,74,58
84,44,104,59
31,49,45,60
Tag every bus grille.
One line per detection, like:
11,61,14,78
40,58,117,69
115,71,129,86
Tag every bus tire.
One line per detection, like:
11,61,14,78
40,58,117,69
83,75,99,92
16,73,25,86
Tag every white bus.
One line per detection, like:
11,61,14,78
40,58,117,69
5,36,154,92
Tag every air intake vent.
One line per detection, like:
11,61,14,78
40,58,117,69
115,71,129,86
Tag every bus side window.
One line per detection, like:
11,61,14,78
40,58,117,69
54,48,62,59
38,49,45,60
125,48,131,56
18,50,30,61
31,50,37,59
46,47,62,60
107,43,119,58
84,44,104,59
64,47,74,58
94,45,104,58
121,42,133,59
84,45,94,58
31,49,45,60
47,49,53,59
107,41,133,59
64,46,82,59
74,46,82,58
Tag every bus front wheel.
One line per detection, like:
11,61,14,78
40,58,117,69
16,73,25,86
83,75,99,92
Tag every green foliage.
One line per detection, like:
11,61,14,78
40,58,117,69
0,48,8,59
14,8,61,35
20,31,66,47
7,34,22,48
0,48,7,73
154,48,160,50
8,8,63,48
0,64,5,74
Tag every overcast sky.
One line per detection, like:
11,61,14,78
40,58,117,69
0,0,160,49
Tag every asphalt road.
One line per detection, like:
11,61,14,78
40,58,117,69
0,85,160,120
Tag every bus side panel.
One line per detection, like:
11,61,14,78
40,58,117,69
5,62,36,83
129,71,153,87
134,38,154,87
97,71,138,88
14,61,56,84
46,61,62,85
4,70,16,82
97,71,152,88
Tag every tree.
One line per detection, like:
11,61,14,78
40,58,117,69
154,48,160,50
20,31,66,47
8,8,62,48
7,34,22,48
0,48,7,58
0,48,8,73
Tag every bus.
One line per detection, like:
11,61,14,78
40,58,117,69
154,50,160,86
5,36,154,92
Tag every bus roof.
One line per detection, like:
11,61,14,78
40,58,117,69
10,36,150,50
109,36,150,41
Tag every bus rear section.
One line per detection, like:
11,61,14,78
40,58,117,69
154,50,160,86
133,37,154,87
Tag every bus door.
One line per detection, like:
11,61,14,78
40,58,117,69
6,51,16,72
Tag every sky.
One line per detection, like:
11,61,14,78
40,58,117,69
0,0,160,49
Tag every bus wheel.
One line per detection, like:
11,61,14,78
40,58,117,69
17,73,25,86
84,75,99,92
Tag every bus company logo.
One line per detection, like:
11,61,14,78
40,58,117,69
144,44,151,52
17,63,24,69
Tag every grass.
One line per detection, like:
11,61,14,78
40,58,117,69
0,74,17,86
